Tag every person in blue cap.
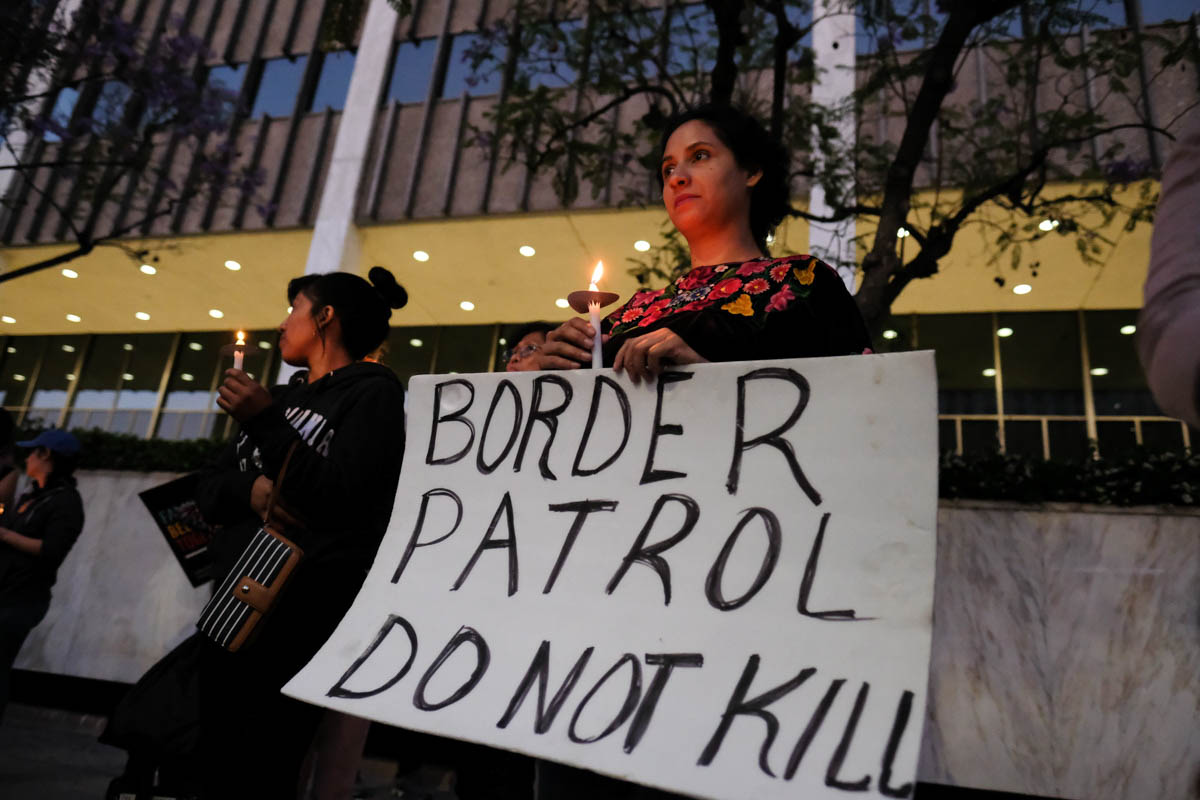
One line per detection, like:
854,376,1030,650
0,428,84,721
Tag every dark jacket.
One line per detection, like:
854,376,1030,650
194,361,406,666
0,477,85,607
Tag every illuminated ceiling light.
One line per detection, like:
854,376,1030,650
1012,283,1032,295
5,346,14,353
881,329,898,340
1,316,14,324
181,373,194,382
1038,219,1060,232
209,308,224,318
1119,324,1136,335
997,327,1013,338
61,268,78,278
409,338,423,347
258,341,271,350
122,373,134,381
224,260,241,271
555,298,570,309
62,344,75,353
459,300,475,311
412,250,430,262
633,240,651,252
13,374,25,381
982,368,997,377
765,232,776,245
123,343,133,351
135,311,150,321
140,264,157,275
1090,367,1109,377
897,227,911,238
188,342,203,351
66,313,81,322
66,373,76,381
518,245,536,257
498,338,507,346
287,306,293,314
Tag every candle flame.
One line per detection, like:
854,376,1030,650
235,330,246,346
589,261,604,292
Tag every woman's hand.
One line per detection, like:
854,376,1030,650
530,318,609,370
216,369,272,423
613,328,708,384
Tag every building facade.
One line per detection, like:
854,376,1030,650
1,0,1198,457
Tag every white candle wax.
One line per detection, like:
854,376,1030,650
233,348,244,371
589,302,602,369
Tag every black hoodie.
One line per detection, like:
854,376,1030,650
196,361,406,652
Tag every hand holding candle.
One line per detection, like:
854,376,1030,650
566,261,619,369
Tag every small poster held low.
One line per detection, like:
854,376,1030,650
285,352,938,800
139,473,220,587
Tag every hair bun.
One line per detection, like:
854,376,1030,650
368,266,408,309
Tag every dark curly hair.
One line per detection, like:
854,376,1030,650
287,267,408,360
655,104,791,253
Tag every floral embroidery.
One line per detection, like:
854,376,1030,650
736,261,767,277
794,263,816,286
769,262,791,282
677,266,717,291
744,277,770,295
709,277,743,299
621,306,643,323
766,284,795,311
723,295,754,316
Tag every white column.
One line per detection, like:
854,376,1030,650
281,0,398,382
807,0,857,292
302,0,399,277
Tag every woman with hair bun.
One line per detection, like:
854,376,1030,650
536,105,871,378
106,267,409,798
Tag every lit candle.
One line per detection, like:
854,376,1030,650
588,261,604,369
233,330,246,371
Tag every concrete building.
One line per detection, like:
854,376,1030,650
1,0,1197,457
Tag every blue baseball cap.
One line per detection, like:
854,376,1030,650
17,429,82,456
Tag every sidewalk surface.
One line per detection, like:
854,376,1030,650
0,703,125,799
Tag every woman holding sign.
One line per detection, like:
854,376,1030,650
106,268,408,798
535,105,871,377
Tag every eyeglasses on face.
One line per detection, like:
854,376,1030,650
504,343,540,362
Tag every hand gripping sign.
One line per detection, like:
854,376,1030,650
285,352,938,800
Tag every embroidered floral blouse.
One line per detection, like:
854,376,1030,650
601,254,872,365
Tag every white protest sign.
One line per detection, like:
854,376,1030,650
285,352,937,800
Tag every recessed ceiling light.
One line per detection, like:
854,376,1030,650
66,313,81,322
459,300,475,311
409,338,423,347
897,227,910,238
140,264,157,275
413,250,430,262
1119,324,1136,335
66,373,76,381
135,311,150,320
209,309,224,318
1038,219,1060,232
633,240,651,252
123,343,133,351
1,316,14,324
1012,284,1032,295
5,346,14,353
518,245,536,257
224,260,241,271
555,298,569,308
997,327,1013,338
181,373,194,382
982,368,997,377
188,342,203,351
498,338,507,346
1090,367,1109,376
258,341,271,350
13,374,25,381
882,329,898,340
62,344,75,353
61,268,78,278
122,373,134,381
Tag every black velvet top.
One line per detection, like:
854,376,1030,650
601,253,872,364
